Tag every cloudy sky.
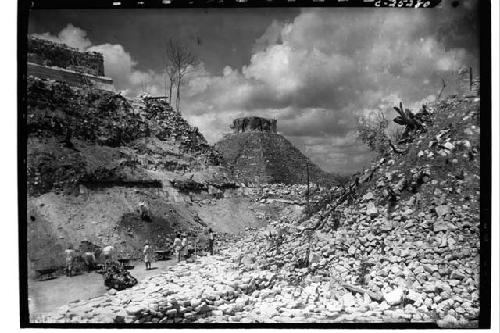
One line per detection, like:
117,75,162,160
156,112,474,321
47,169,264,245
28,1,480,175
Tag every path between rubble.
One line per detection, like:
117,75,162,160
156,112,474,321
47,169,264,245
28,258,177,317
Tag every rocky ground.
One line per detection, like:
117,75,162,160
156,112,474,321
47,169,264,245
33,94,482,327
34,250,477,326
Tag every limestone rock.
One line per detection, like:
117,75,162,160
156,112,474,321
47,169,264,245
363,192,374,201
383,288,404,306
435,205,452,217
366,202,378,217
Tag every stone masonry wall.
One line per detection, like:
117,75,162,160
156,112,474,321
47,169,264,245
231,116,277,134
27,62,114,91
28,36,105,77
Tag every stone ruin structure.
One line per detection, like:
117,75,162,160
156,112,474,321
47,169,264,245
230,116,277,134
27,36,114,91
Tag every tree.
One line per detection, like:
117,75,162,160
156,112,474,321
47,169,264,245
357,110,391,156
164,39,178,103
358,107,413,156
164,38,197,113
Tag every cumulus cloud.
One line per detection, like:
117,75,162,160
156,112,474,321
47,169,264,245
180,8,477,174
33,24,92,50
86,43,164,96
252,20,285,53
35,5,478,174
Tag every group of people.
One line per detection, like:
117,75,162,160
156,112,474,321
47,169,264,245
142,228,215,267
63,228,216,276
64,241,114,277
171,233,194,263
170,228,215,263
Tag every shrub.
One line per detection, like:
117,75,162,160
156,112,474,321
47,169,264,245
357,111,391,156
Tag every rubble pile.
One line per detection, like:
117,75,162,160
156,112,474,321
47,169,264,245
27,78,219,157
27,78,145,146
254,183,331,204
26,77,225,196
35,95,481,326
38,256,279,324
138,97,222,163
226,95,481,326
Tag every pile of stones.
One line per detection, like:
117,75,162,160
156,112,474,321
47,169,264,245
35,96,481,327
225,96,481,326
37,255,279,324
254,183,328,204
27,78,222,162
137,97,222,163
26,77,225,196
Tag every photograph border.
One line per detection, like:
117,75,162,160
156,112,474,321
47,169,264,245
17,0,492,328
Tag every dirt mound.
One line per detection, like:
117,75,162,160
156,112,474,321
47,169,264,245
27,188,199,276
193,197,303,235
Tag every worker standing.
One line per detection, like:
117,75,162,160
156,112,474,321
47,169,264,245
139,201,151,222
208,228,215,255
102,245,114,267
173,233,182,263
64,245,75,277
83,251,96,272
187,235,196,258
143,240,153,270
82,241,96,273
181,234,188,260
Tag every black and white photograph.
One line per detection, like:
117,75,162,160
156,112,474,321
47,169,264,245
15,0,495,328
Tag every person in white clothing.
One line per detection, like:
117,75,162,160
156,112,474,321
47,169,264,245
181,234,188,259
64,245,75,277
143,240,153,270
102,245,114,267
173,233,182,263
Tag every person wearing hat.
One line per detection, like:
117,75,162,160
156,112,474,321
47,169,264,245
64,244,75,277
102,244,115,268
139,201,151,222
81,240,96,273
181,234,189,260
173,233,182,263
208,228,215,255
143,240,153,270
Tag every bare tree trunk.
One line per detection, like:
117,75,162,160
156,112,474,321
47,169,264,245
437,79,446,99
164,38,197,113
469,66,473,91
176,79,181,113
165,69,168,96
168,79,174,104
